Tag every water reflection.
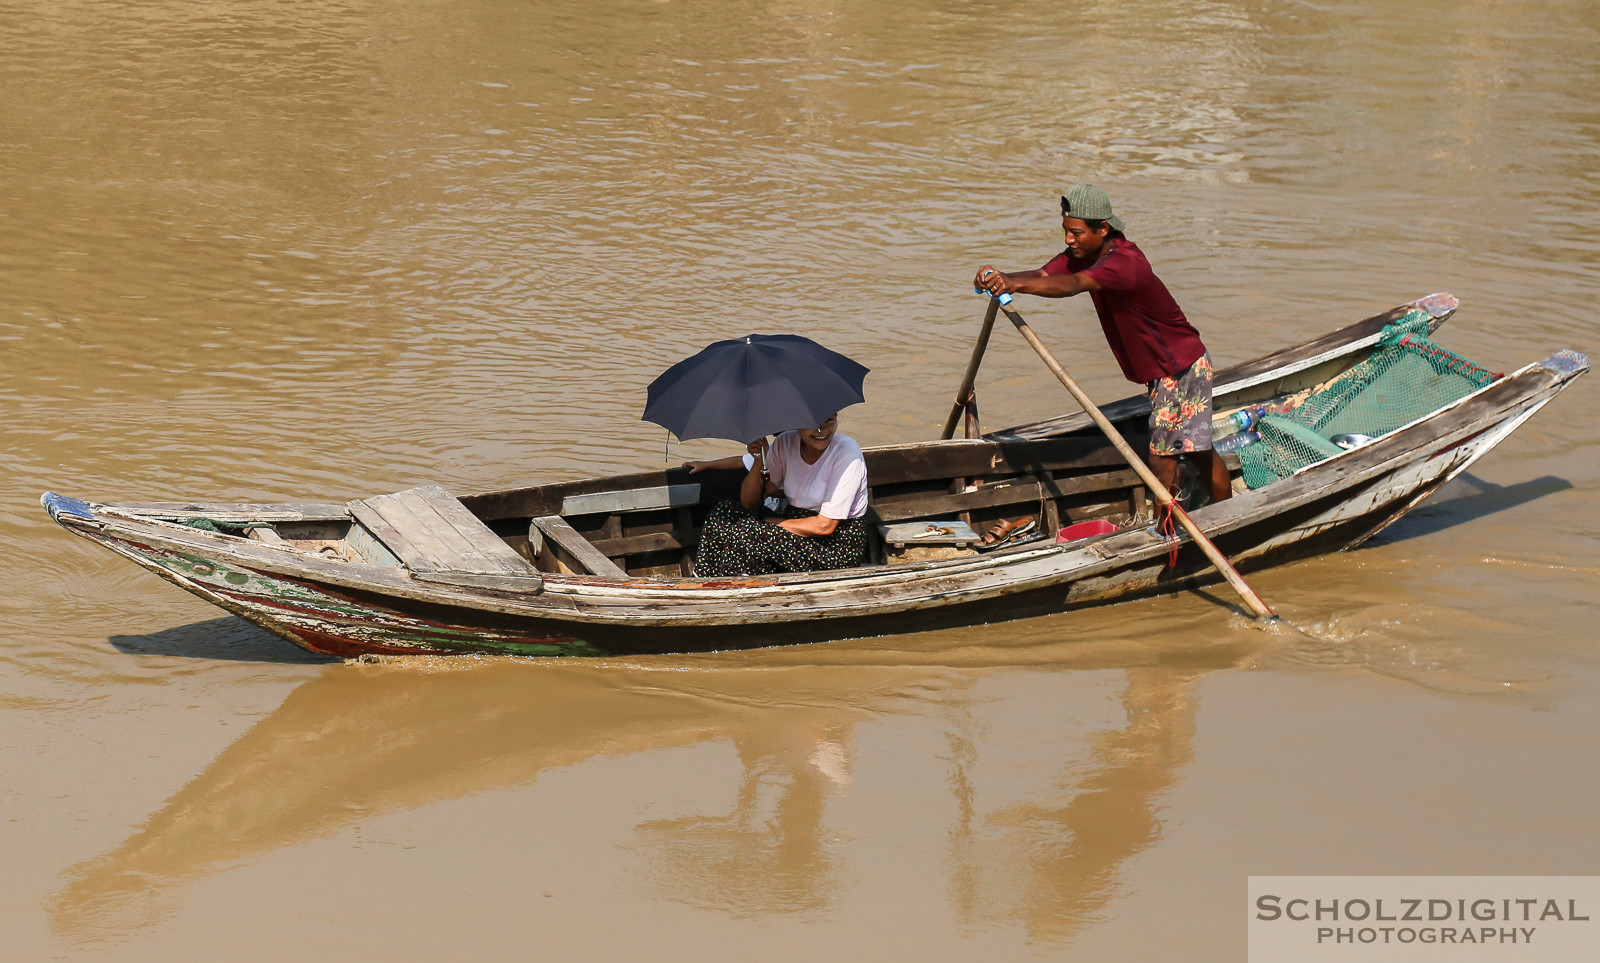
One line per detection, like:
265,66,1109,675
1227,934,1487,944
50,639,1248,944
630,714,855,916
948,666,1200,943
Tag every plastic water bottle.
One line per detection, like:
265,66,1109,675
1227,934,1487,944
1214,429,1260,453
1219,407,1265,434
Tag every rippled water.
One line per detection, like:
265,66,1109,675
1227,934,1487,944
3,0,1598,957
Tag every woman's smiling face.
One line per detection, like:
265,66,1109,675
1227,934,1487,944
798,413,838,450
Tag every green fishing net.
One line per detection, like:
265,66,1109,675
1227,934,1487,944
1236,309,1502,489
181,518,277,534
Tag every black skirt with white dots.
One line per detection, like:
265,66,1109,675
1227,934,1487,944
694,500,866,577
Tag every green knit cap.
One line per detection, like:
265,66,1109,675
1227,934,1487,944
1060,183,1126,234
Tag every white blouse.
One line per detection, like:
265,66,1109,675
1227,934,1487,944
765,431,869,520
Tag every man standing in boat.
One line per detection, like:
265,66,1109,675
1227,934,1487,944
973,183,1230,505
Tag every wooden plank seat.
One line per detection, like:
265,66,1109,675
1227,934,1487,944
530,516,630,578
348,485,543,592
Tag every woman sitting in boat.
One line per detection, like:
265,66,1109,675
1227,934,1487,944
684,413,869,577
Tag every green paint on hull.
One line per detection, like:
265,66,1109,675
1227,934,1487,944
113,537,608,658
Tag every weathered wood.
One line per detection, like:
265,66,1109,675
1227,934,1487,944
345,520,402,567
1036,473,1063,535
347,501,427,571
870,469,1142,524
413,570,544,592
349,486,540,579
561,484,701,516
880,520,980,548
873,478,1040,523
531,516,629,578
864,436,1134,484
391,488,496,571
246,527,285,545
466,468,740,523
588,529,698,557
117,502,350,522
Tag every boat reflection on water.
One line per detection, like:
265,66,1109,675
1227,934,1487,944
947,665,1201,942
629,710,857,916
50,630,1251,944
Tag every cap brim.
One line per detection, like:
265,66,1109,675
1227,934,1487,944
1109,215,1126,234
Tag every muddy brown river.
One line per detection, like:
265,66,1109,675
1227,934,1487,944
4,0,1598,958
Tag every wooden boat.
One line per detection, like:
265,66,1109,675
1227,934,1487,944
41,295,1588,658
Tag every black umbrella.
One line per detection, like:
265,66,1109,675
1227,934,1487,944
644,334,870,443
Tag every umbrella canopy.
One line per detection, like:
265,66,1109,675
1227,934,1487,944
644,334,870,443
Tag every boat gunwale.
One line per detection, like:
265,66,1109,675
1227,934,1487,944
49,350,1580,627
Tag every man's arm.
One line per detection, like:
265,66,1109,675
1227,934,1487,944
1004,270,1100,298
975,262,1101,299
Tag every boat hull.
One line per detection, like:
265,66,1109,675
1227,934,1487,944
41,279,1587,665
48,346,1580,658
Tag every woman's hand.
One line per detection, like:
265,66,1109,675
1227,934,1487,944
682,455,746,474
738,439,770,511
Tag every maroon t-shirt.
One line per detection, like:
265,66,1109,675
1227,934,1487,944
1042,238,1205,384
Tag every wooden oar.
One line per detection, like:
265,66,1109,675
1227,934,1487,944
990,295,1280,623
941,296,1001,440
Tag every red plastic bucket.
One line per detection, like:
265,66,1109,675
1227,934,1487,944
1055,519,1117,543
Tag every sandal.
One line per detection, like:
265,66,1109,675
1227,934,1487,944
981,515,1036,548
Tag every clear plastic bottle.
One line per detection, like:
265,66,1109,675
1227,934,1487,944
1214,429,1260,453
1218,406,1266,434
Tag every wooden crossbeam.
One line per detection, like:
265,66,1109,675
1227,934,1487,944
530,516,630,578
